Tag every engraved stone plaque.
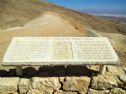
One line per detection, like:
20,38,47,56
52,41,73,59
2,37,118,65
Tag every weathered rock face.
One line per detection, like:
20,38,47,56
106,65,117,73
30,77,61,94
0,77,19,94
54,90,77,94
0,67,126,94
122,67,126,73
119,74,126,84
18,78,30,94
88,89,110,94
91,75,117,90
63,76,90,93
27,89,43,94
109,88,126,94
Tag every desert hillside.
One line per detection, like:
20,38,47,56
0,0,126,66
0,1,126,94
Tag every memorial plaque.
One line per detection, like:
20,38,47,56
2,37,118,65
52,41,73,59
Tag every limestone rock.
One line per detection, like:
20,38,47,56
63,76,90,93
117,67,126,75
119,74,126,84
88,89,110,94
0,77,19,94
31,77,61,94
91,75,117,90
122,67,126,73
54,90,77,94
109,88,126,94
59,77,65,83
27,89,42,94
114,76,124,88
19,78,30,94
106,65,117,73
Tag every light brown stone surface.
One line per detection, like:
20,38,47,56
27,89,42,94
31,77,61,94
110,88,126,94
0,77,19,94
106,65,117,73
19,78,30,94
91,75,117,90
119,74,126,84
88,89,110,94
54,90,77,94
63,76,90,93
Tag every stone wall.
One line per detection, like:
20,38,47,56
0,65,126,94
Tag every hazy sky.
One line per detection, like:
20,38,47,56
47,0,126,10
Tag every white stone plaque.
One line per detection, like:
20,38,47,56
2,37,118,65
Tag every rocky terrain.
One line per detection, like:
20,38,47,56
0,65,126,94
99,16,126,25
0,0,126,94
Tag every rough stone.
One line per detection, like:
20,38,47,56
117,67,126,75
0,77,19,94
119,74,126,84
88,89,110,94
122,67,126,73
59,77,65,83
63,76,90,93
91,75,117,90
31,77,61,94
54,90,77,94
19,78,30,94
106,65,117,73
27,89,42,94
114,76,124,88
109,88,126,94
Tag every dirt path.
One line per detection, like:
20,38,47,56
0,12,85,69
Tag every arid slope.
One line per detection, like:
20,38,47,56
0,0,126,67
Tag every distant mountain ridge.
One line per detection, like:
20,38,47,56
78,9,126,17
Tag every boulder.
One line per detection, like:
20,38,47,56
117,67,126,75
31,77,61,94
88,89,110,94
0,77,19,94
63,76,90,93
19,78,30,94
109,88,126,94
91,75,117,90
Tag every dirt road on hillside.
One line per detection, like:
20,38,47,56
0,12,85,69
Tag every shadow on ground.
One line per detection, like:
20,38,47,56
0,66,99,77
